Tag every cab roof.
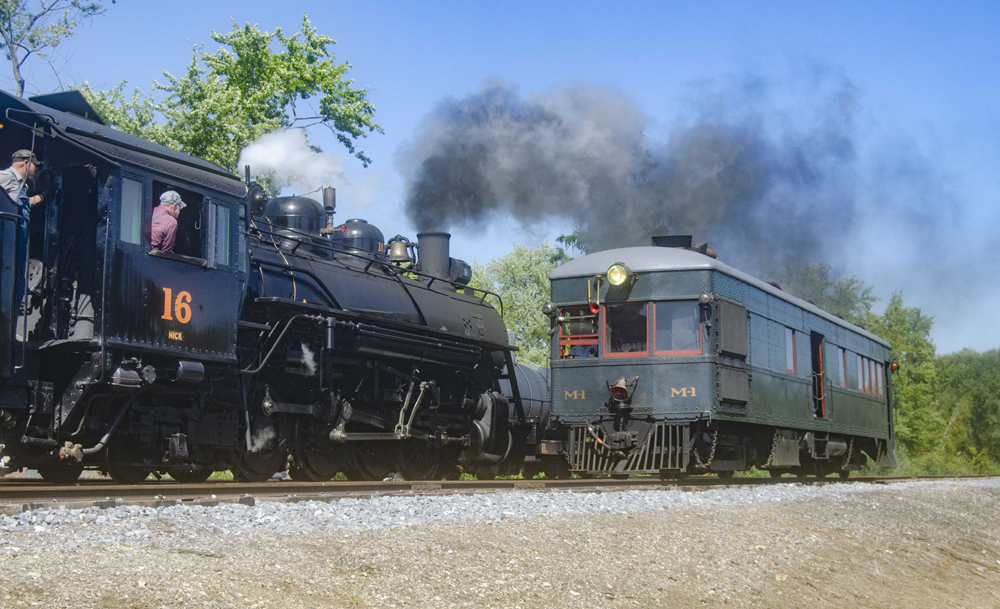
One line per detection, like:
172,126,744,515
0,90,247,198
550,246,890,347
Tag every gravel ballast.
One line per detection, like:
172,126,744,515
1,478,998,607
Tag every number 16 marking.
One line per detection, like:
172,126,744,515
161,288,192,324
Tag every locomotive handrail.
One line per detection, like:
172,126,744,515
247,221,505,316
253,296,517,353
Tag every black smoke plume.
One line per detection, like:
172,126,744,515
399,77,860,275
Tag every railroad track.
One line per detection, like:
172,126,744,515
0,474,990,514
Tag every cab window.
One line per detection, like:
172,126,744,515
151,181,204,259
653,300,701,355
558,306,598,359
210,201,230,268
120,177,143,245
603,302,648,357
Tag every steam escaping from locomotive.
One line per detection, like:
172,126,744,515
398,78,859,273
239,128,345,194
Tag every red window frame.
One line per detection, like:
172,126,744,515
557,306,598,360
869,359,875,394
785,328,796,374
601,302,649,359
651,300,703,356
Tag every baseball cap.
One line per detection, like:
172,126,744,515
159,190,187,209
12,149,40,165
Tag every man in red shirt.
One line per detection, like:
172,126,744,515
150,190,186,253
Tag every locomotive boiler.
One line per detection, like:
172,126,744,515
0,89,532,483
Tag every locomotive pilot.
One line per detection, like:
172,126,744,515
150,190,187,253
0,149,45,309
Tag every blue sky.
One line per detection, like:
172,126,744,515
12,1,1000,353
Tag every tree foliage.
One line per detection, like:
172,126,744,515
469,242,569,366
79,14,382,172
861,294,941,459
778,262,878,325
0,0,108,97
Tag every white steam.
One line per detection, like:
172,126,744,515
249,425,276,454
239,129,345,193
300,341,317,376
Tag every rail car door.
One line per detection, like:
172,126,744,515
104,170,242,363
716,300,750,413
810,332,826,418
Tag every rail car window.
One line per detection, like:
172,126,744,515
838,347,847,387
653,300,701,355
856,353,864,391
876,363,884,397
604,302,648,357
120,178,143,245
785,328,796,374
558,307,598,359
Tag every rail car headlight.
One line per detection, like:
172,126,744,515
607,263,630,286
698,292,713,304
609,377,630,401
542,301,557,316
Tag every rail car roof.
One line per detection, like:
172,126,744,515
0,90,248,198
550,246,890,347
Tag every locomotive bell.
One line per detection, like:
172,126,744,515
389,240,412,263
610,377,630,401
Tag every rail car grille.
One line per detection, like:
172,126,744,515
568,423,690,474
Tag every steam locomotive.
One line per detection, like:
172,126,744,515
535,236,897,479
0,90,541,483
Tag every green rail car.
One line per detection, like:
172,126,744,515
538,242,896,479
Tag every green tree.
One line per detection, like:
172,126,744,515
861,293,941,459
778,262,877,324
79,14,382,173
934,349,1000,469
469,242,569,366
0,0,108,97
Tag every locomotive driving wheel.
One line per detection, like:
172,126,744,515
397,440,440,481
233,415,287,482
345,441,398,481
288,417,345,482
107,464,151,484
169,468,214,483
36,462,85,484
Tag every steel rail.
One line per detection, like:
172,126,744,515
0,474,991,514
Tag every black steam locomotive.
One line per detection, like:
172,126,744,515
0,90,541,483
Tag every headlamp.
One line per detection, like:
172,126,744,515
607,263,630,286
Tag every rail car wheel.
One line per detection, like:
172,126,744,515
769,470,783,478
287,417,345,482
716,470,735,480
107,464,151,484
837,470,850,479
36,462,85,484
169,469,214,483
397,441,440,481
345,441,398,481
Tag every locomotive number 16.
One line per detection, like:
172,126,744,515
161,288,193,324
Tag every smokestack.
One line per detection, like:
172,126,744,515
417,232,451,281
323,187,336,213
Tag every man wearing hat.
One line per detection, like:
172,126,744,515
150,190,186,253
0,149,45,309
